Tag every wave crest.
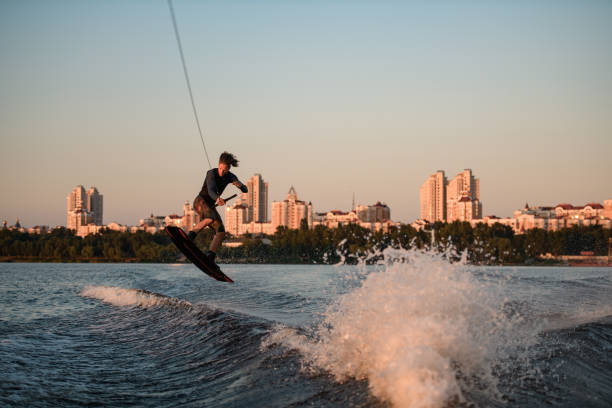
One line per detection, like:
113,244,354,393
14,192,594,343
80,286,192,309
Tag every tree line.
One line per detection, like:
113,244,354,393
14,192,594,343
0,228,176,262
1,221,610,264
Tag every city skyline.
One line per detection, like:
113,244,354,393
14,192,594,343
3,170,612,229
2,1,611,227
9,174,609,232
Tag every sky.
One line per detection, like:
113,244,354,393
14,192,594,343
1,0,611,227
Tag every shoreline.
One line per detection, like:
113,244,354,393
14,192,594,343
2,256,610,267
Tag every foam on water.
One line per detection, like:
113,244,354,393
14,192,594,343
81,285,192,309
265,248,542,408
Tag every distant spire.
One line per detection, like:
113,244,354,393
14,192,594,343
287,186,297,201
525,202,529,210
352,192,355,211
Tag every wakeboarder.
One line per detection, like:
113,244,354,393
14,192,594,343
188,152,248,264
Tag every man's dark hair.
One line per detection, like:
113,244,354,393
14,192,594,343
219,151,239,167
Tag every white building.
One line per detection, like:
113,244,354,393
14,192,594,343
271,186,313,230
244,173,268,223
452,196,482,222
182,200,200,232
223,173,275,236
226,204,277,236
470,215,518,230
553,203,604,220
226,185,313,236
605,200,612,219
66,185,103,232
356,202,391,223
240,221,276,235
420,169,483,223
26,225,49,234
313,210,359,229
106,222,128,233
86,187,103,225
313,207,399,233
225,204,249,236
446,169,481,222
67,186,90,230
76,224,104,237
410,219,429,231
140,214,166,229
470,201,612,233
420,171,447,222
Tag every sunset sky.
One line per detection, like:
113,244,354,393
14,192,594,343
2,0,611,227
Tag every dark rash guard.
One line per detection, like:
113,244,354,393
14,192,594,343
198,168,248,206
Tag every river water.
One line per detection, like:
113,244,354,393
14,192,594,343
1,250,611,407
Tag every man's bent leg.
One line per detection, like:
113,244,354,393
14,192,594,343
193,218,213,233
188,218,213,241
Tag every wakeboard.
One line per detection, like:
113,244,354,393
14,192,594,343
166,226,233,283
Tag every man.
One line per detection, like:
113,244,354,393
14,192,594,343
188,152,248,263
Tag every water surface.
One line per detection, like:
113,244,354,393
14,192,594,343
1,257,611,407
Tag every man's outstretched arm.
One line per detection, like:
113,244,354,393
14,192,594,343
232,176,248,193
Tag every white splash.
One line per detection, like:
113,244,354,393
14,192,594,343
80,285,191,309
265,248,540,408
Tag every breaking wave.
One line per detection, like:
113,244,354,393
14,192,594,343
264,248,542,408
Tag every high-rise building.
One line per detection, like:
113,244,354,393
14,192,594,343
446,169,482,222
67,185,89,229
271,186,312,230
87,187,103,225
66,185,103,230
244,174,268,223
420,171,447,222
67,185,86,214
420,169,483,223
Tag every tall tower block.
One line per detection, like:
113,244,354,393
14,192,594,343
245,174,269,223
420,171,447,222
